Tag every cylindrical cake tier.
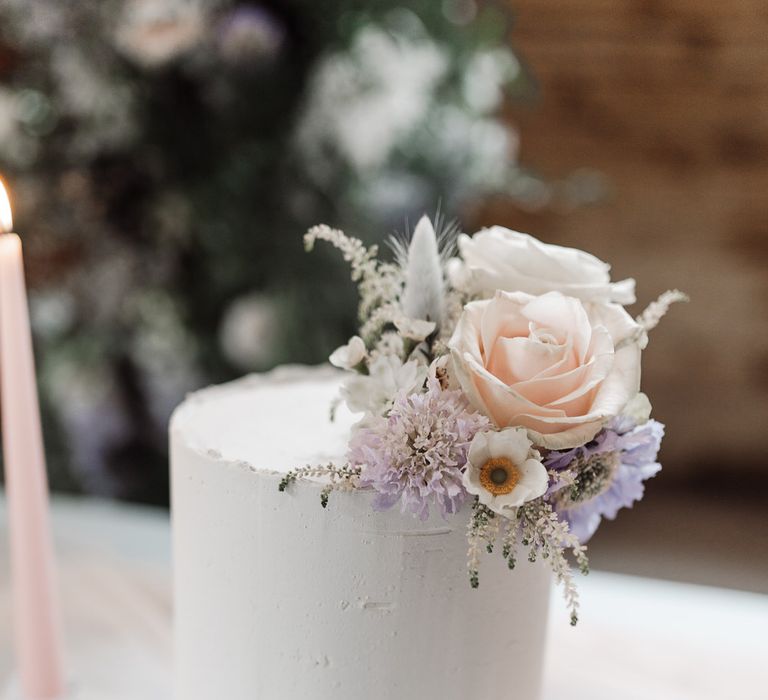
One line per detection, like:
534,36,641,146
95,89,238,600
171,367,551,700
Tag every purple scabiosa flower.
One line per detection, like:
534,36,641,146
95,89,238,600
348,379,491,520
545,415,664,543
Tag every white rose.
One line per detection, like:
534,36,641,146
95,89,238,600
449,226,636,305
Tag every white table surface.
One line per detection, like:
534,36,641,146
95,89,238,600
0,496,766,700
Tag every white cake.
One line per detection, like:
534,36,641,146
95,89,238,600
171,365,551,700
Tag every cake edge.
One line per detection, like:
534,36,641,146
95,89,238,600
170,363,346,481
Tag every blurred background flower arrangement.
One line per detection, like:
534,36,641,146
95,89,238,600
0,0,582,503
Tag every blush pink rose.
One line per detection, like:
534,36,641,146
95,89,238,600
448,290,645,449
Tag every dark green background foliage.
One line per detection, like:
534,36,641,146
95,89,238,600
0,0,530,503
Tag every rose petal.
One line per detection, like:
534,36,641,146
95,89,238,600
512,350,612,408
455,227,637,305
521,292,593,362
448,288,642,448
479,292,530,363
489,335,566,384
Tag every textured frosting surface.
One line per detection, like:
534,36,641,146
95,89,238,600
172,365,356,474
171,365,550,700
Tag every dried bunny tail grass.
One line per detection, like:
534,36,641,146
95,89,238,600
388,213,460,269
637,289,689,332
359,302,400,344
400,216,445,328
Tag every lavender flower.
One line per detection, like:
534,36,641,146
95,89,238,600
348,379,490,520
217,5,285,65
545,415,664,543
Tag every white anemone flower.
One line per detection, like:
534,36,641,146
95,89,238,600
464,428,548,514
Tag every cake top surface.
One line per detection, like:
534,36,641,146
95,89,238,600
171,365,356,474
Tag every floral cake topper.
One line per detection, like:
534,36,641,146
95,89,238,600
279,216,686,624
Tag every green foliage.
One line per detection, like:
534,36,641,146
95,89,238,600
0,0,528,502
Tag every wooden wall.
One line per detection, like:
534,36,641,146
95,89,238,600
480,0,768,481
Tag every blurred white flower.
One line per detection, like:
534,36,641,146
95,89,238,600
30,291,76,338
297,22,448,174
462,49,520,114
0,0,67,43
429,106,516,190
219,293,280,370
51,46,136,154
355,170,430,218
0,88,39,166
115,0,206,68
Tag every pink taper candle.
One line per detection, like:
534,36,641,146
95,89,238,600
0,179,65,700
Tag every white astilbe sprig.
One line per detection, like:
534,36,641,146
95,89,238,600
637,289,689,332
519,499,589,626
467,499,497,588
501,516,519,571
436,287,471,347
467,495,589,625
278,463,362,509
359,302,401,345
304,225,402,326
616,288,689,352
304,225,374,279
369,330,406,363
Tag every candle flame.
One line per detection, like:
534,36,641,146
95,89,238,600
0,177,12,233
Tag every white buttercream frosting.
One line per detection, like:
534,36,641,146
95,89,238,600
171,365,550,700
172,365,357,474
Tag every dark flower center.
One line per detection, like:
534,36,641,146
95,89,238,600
560,451,620,507
479,457,520,496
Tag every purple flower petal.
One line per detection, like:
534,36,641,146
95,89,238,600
545,416,665,543
349,379,490,520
